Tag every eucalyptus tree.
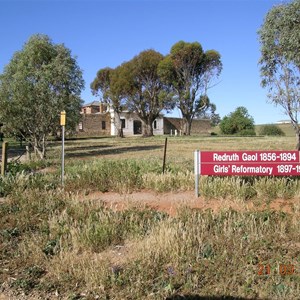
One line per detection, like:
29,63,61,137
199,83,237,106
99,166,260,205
0,34,84,159
194,96,221,126
91,66,126,137
258,0,300,149
158,41,222,135
122,49,174,136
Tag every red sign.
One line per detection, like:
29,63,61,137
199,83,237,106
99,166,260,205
198,151,300,176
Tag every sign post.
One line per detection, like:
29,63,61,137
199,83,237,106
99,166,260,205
195,150,300,197
60,111,66,186
194,150,200,197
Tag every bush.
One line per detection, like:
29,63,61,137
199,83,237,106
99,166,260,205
220,106,255,135
7,161,31,176
259,124,285,136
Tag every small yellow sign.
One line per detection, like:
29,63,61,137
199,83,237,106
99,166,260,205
60,111,66,126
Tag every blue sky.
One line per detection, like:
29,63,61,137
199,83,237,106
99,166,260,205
0,0,290,124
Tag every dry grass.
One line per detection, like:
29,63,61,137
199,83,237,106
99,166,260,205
1,177,300,299
2,189,299,299
47,134,297,165
1,134,300,299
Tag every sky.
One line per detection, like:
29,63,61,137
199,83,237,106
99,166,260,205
0,0,291,124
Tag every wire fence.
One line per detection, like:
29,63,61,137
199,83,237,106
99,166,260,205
0,145,28,163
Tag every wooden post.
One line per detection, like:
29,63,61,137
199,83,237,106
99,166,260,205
26,145,31,161
1,141,8,176
162,137,168,174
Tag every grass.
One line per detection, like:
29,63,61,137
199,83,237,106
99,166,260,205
1,133,300,299
46,133,297,164
1,188,300,299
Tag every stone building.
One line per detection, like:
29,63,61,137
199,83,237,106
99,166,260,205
77,101,211,136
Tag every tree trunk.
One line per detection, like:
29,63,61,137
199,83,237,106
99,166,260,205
296,132,300,151
142,121,154,137
290,121,300,150
182,116,192,135
116,128,124,138
33,135,46,159
138,114,156,137
41,135,46,158
33,145,44,159
114,111,124,138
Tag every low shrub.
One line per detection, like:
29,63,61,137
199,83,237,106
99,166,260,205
65,159,147,193
7,161,31,175
0,172,59,197
259,124,285,136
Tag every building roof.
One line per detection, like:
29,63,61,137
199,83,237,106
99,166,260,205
82,101,101,107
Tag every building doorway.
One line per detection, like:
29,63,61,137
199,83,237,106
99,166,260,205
133,120,142,135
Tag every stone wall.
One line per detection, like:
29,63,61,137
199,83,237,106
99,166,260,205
163,117,182,134
163,117,211,135
77,113,111,136
191,119,211,134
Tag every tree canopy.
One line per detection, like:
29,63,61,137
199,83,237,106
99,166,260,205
158,41,222,135
194,98,221,126
122,49,174,136
0,34,84,158
91,41,221,137
258,0,300,149
91,49,174,137
219,106,255,136
91,67,127,137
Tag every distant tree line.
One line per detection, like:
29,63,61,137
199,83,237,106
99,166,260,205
91,41,222,137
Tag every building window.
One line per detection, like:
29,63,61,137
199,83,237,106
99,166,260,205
121,119,126,129
153,120,157,130
83,108,87,114
102,121,106,130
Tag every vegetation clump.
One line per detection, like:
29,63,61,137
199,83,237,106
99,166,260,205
219,106,256,136
259,124,285,136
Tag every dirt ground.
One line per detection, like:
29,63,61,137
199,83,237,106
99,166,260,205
81,190,297,216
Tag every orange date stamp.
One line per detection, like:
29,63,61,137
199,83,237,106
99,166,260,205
257,263,298,276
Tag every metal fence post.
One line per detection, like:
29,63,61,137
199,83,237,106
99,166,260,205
60,111,66,186
162,137,168,174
